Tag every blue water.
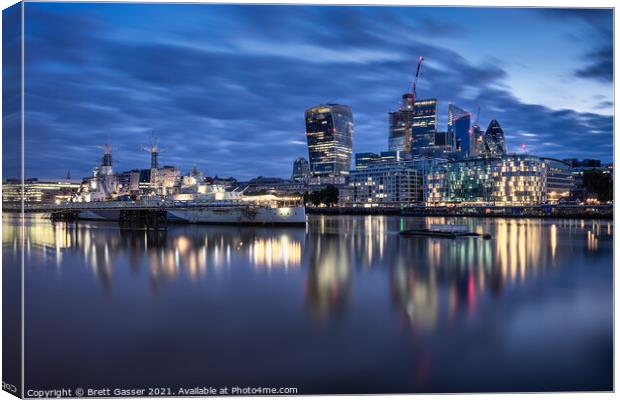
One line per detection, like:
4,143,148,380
3,215,613,394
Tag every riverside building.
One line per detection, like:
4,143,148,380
543,158,575,204
426,154,549,206
2,179,80,204
347,156,444,207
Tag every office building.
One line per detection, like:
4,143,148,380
2,178,80,204
305,104,354,177
411,99,438,153
543,158,574,204
355,152,380,171
470,124,485,157
447,104,471,157
291,157,311,181
426,154,547,206
347,163,423,207
388,108,414,152
482,119,507,157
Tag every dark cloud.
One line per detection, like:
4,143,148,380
9,4,614,181
575,45,613,83
540,8,613,83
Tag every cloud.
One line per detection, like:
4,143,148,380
13,4,614,181
575,45,613,83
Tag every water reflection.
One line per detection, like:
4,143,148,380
3,214,613,331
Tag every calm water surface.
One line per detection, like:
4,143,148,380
3,215,613,393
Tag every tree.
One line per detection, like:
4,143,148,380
582,169,613,202
320,185,339,207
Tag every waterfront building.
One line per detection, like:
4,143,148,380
305,104,354,177
2,178,80,204
291,157,311,182
481,119,507,157
347,163,423,207
470,124,485,157
411,99,437,153
447,104,471,157
426,154,547,206
355,152,380,171
347,156,444,207
543,158,574,204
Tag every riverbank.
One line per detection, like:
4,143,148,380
306,205,614,220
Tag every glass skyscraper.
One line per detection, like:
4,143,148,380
411,99,437,153
447,104,471,157
483,119,507,157
469,124,485,157
388,109,414,152
305,104,354,177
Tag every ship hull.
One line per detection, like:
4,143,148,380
166,206,306,225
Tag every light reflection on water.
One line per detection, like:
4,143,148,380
3,214,613,393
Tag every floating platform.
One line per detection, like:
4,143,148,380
400,229,492,240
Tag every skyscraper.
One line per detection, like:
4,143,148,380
305,104,354,177
470,124,485,157
447,104,471,157
483,119,507,157
291,157,311,181
411,99,437,153
388,93,415,152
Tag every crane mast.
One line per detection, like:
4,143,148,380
409,56,424,108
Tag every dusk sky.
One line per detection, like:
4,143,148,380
3,3,614,180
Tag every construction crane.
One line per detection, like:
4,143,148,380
410,56,425,107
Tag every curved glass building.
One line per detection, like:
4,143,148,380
305,104,354,177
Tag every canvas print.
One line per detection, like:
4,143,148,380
1,2,614,397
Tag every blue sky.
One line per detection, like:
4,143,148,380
2,4,614,180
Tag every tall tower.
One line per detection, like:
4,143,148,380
483,119,507,157
470,124,485,157
411,99,437,153
305,104,354,177
447,104,472,157
388,100,414,152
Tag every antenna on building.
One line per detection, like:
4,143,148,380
66,170,71,180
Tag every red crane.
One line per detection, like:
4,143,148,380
410,56,425,107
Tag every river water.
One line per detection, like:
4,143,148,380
3,215,613,394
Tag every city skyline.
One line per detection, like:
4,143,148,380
3,4,613,181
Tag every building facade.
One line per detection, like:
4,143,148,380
2,179,80,204
470,124,485,157
543,158,574,203
347,163,423,207
411,99,437,153
447,104,471,158
355,152,380,171
291,157,311,181
481,119,507,157
426,154,548,206
305,104,354,177
388,109,414,152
